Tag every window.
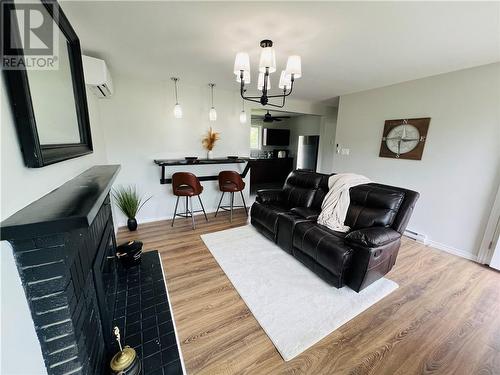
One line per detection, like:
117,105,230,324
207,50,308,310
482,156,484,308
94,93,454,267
250,125,261,150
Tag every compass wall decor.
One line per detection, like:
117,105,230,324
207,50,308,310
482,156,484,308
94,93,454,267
379,117,430,160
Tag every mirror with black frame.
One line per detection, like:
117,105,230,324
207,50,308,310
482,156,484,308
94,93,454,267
2,0,92,167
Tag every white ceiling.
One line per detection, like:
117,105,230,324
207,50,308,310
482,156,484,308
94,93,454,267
61,1,500,103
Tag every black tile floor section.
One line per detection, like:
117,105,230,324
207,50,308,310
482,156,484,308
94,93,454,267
112,251,183,375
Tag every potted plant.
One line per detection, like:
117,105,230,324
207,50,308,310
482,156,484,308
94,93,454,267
202,127,220,159
112,186,151,231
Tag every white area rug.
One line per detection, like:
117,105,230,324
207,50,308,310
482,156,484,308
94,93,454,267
201,225,398,361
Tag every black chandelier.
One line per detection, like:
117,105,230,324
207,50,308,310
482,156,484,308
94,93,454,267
233,40,302,108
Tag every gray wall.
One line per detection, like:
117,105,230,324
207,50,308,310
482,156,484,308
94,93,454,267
333,63,500,259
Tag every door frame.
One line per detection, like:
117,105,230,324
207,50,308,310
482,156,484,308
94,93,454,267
477,182,500,264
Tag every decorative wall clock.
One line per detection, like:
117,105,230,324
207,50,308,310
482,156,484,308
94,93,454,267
379,117,430,160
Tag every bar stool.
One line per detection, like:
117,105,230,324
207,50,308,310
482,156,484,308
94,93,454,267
215,171,248,222
171,172,208,230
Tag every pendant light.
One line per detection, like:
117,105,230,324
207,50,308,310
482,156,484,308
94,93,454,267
208,83,217,121
239,98,247,124
170,77,182,119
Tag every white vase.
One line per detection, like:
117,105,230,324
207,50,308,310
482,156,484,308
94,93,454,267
207,150,213,159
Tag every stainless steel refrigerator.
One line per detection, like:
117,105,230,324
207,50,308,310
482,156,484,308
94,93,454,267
296,135,320,171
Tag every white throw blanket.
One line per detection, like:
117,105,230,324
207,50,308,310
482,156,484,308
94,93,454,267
317,173,371,232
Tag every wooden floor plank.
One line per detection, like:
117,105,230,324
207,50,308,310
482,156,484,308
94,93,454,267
117,210,500,375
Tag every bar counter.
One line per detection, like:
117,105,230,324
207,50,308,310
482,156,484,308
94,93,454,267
154,158,250,184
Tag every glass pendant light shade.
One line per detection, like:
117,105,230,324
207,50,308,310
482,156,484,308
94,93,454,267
236,70,251,84
285,55,302,78
209,107,217,121
278,70,292,89
208,83,216,121
171,77,182,119
259,47,276,73
239,110,247,124
257,72,271,91
234,52,250,75
173,103,182,118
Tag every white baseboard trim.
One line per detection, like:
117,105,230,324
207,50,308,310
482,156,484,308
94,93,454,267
425,240,478,262
115,207,225,229
116,215,171,229
404,227,478,262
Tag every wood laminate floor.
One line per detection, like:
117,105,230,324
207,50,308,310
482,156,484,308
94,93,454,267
117,210,500,375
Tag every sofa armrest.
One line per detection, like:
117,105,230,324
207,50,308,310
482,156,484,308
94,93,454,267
290,207,320,220
256,189,283,204
345,227,401,247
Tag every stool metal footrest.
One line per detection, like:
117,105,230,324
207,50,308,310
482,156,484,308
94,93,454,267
214,191,248,223
171,195,208,230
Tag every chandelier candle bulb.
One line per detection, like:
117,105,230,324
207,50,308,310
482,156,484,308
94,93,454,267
234,52,250,74
258,72,271,91
236,70,251,84
279,70,292,89
285,55,302,78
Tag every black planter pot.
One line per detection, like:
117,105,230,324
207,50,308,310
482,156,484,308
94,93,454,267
127,218,138,231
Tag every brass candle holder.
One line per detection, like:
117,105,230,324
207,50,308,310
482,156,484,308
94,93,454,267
110,326,141,375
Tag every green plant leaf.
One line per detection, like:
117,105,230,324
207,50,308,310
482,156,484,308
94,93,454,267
112,185,152,219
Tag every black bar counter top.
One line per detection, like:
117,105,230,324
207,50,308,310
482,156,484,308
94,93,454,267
154,157,247,166
154,158,250,184
153,157,294,185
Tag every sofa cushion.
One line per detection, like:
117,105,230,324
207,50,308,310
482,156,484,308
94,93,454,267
310,173,332,210
290,207,320,220
293,222,352,279
251,201,288,233
276,212,311,253
282,170,323,208
255,189,283,204
345,184,405,230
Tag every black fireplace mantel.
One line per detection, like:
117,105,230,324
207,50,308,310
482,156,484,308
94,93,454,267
1,164,121,375
1,165,120,240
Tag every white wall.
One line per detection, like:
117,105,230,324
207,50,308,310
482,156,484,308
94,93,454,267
98,74,333,227
333,63,500,259
0,77,108,374
0,83,108,220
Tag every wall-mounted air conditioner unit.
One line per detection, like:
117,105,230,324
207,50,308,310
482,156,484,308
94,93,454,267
82,55,113,98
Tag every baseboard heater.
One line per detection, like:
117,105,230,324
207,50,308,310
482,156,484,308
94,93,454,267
404,229,428,245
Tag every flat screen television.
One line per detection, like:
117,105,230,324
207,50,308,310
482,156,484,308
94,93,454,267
263,128,290,146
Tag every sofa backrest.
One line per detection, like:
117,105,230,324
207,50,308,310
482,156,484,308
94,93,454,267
284,171,419,235
311,173,332,210
345,183,419,234
282,170,323,208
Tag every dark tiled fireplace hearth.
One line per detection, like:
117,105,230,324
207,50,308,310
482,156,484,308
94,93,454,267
0,165,182,375
113,252,182,374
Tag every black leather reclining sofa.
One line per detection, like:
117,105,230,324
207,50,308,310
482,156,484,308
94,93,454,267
250,170,419,292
